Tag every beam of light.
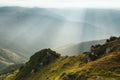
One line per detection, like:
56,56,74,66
1,7,120,56
81,9,120,40
0,10,67,56
0,0,120,9
52,21,84,48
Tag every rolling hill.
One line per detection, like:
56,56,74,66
0,48,25,74
5,36,120,80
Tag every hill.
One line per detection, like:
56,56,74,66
55,39,105,55
0,48,25,74
6,36,120,80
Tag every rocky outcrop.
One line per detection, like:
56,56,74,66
15,48,60,80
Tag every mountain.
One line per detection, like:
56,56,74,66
55,39,106,55
0,48,25,74
1,7,120,58
7,36,120,80
0,7,65,58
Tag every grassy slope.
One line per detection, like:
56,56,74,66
21,52,120,80
65,52,120,80
4,70,19,80
4,37,120,80
4,52,120,80
26,54,87,80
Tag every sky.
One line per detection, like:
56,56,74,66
0,0,120,9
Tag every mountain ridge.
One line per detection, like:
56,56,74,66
6,36,120,80
55,39,106,56
1,7,120,58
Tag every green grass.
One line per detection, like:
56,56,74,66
4,70,18,80
4,52,120,80
64,52,120,80
4,37,120,80
24,54,87,80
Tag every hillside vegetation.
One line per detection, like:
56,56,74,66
5,36,120,80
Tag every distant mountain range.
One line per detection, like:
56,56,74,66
0,6,120,80
0,7,64,58
55,39,106,55
0,7,120,57
0,48,25,74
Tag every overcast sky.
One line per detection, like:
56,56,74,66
0,0,120,9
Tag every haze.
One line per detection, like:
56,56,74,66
0,1,120,57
